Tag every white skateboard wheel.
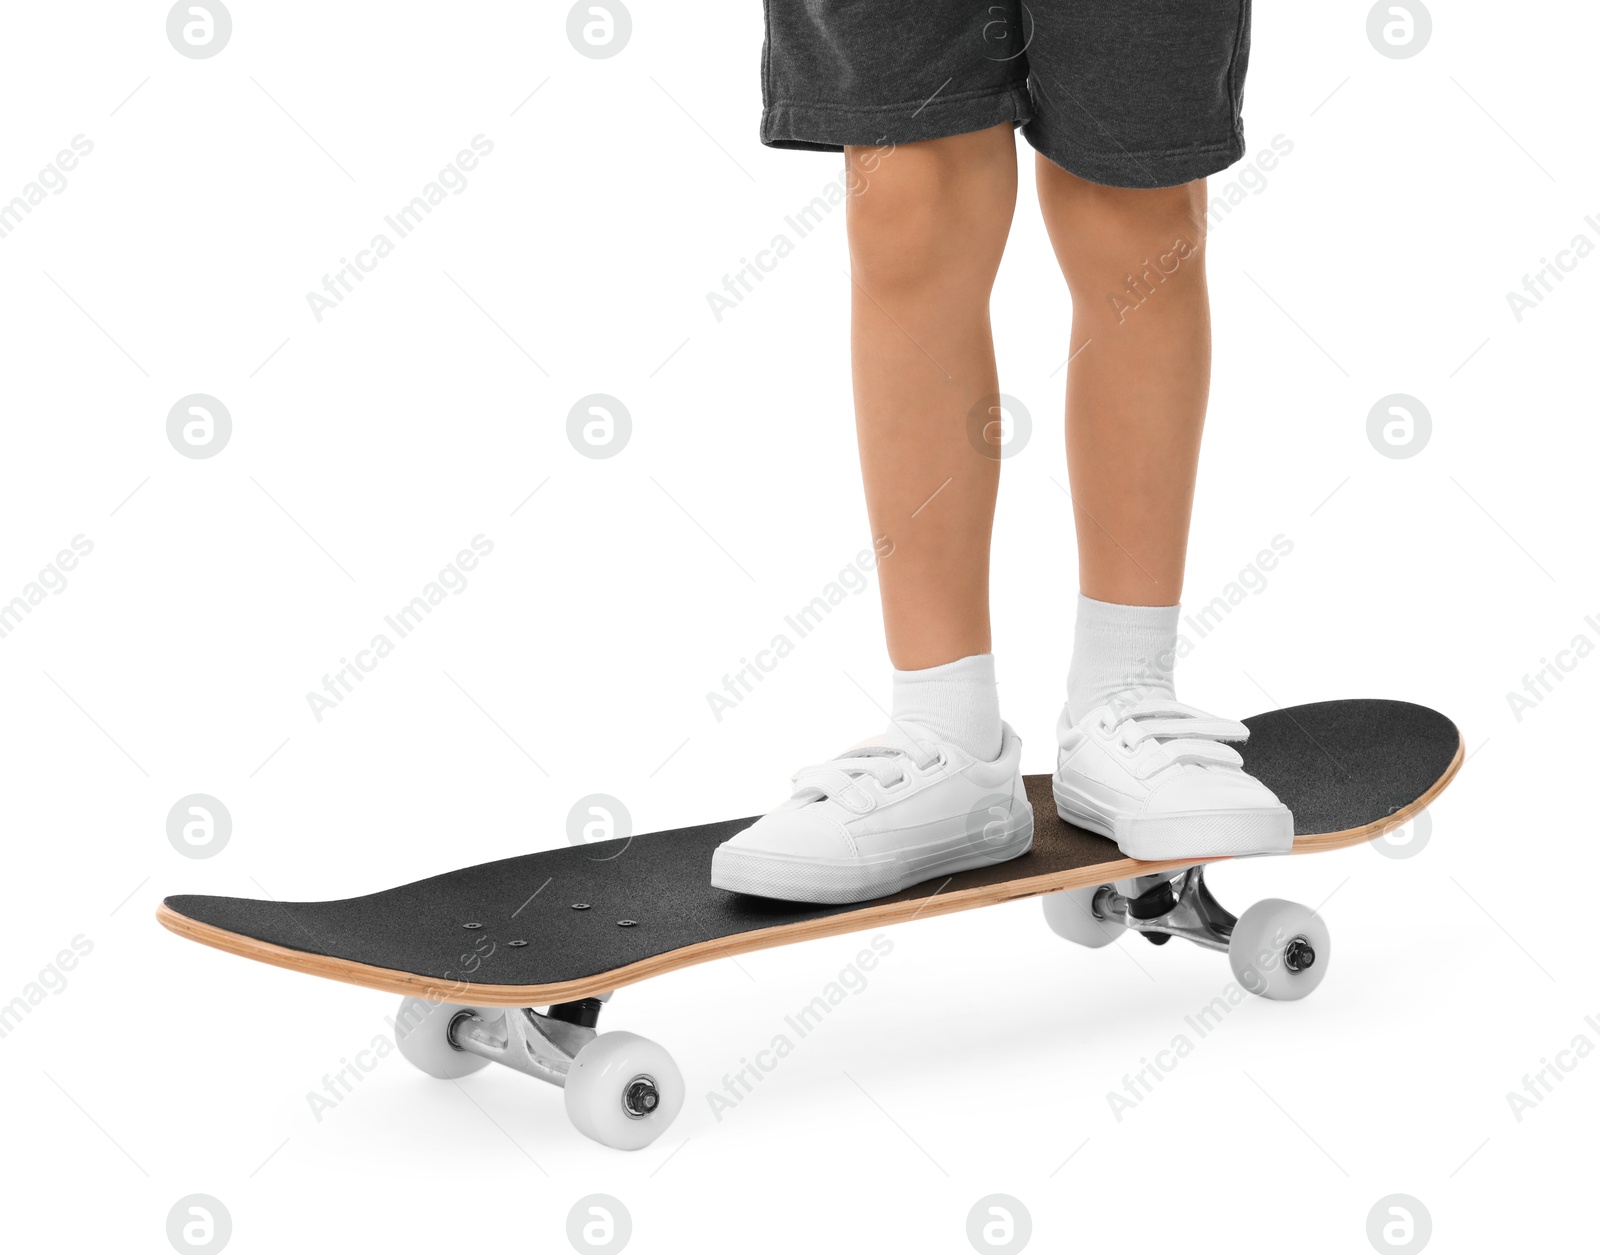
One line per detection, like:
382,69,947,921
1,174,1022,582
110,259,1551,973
1041,882,1133,948
564,1030,684,1150
1227,899,1330,1001
394,996,498,1079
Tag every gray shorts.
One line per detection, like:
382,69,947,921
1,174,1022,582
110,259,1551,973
761,1,1251,189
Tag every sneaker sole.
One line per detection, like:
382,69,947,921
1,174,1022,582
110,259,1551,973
709,815,1034,905
1053,778,1292,861
1115,808,1292,860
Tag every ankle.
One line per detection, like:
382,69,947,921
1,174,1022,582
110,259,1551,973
1065,595,1180,725
890,652,1003,761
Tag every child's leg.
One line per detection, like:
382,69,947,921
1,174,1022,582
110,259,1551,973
845,124,1018,673
1036,159,1291,860
711,125,1035,903
1036,159,1209,613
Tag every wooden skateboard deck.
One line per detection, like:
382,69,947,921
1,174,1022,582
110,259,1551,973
159,699,1461,1007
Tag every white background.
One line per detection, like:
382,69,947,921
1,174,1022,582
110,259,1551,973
1,1,1594,1251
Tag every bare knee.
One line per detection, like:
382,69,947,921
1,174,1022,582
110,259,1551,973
845,126,1017,299
1037,158,1208,301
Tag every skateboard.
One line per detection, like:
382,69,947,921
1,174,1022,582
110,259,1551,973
159,698,1461,1149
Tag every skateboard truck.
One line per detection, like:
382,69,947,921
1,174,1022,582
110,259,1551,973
395,990,685,1150
447,1001,605,1089
444,996,661,1115
1100,866,1239,952
1042,863,1329,999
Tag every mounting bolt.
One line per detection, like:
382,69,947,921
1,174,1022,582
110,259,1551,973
622,1076,660,1118
1284,936,1317,972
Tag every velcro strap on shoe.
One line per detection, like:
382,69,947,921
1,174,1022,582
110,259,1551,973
1119,699,1250,743
1132,738,1243,779
791,751,908,813
1124,716,1249,744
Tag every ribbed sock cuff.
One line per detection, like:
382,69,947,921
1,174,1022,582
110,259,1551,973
890,652,1003,761
1066,595,1180,725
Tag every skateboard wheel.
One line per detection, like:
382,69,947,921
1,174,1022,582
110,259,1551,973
564,1031,684,1151
394,997,498,1079
1227,899,1330,1001
1041,882,1136,948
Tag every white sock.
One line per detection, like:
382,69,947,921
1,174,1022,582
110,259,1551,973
1065,595,1180,725
890,652,1003,761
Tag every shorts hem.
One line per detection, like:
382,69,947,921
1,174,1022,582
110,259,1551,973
762,82,1033,152
1027,125,1246,189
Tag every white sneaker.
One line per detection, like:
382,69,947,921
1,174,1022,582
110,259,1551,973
1053,699,1292,861
710,723,1032,904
